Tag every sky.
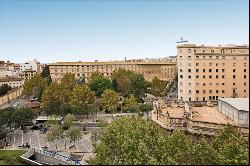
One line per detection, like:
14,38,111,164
0,0,249,63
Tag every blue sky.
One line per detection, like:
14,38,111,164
0,0,249,63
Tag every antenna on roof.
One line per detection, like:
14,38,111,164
176,37,188,43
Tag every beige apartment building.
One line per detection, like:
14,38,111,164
177,44,249,102
48,60,177,83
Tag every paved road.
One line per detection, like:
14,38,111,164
0,97,28,109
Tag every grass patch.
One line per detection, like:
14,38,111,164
0,150,27,165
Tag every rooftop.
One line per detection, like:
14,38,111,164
0,77,24,82
177,44,249,49
218,98,249,112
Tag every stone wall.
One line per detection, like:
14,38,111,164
0,87,23,106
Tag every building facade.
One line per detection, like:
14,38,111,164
218,98,249,127
48,60,177,83
0,77,25,88
177,44,249,101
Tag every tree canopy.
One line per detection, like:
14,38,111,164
23,74,48,100
101,89,120,113
0,84,12,96
88,117,249,165
89,76,112,97
150,77,168,97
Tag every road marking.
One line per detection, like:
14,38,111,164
22,131,23,145
37,133,41,149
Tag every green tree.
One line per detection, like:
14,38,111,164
111,68,135,95
61,73,76,91
111,79,118,92
212,124,249,165
122,96,139,113
41,82,69,107
69,84,95,107
89,77,112,97
190,139,217,165
150,77,168,97
63,114,75,129
40,65,50,78
11,108,36,130
0,84,12,96
23,74,48,100
46,124,64,149
128,73,148,100
88,116,168,165
88,71,103,84
66,127,83,146
101,89,120,113
139,103,153,116
0,107,15,131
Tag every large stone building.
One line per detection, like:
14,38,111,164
0,77,25,88
48,59,177,83
177,44,249,102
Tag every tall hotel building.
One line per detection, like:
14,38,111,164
177,44,249,102
48,60,177,83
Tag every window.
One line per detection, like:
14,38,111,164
244,63,246,67
188,56,191,59
233,63,236,67
221,49,224,53
209,63,212,66
222,56,225,59
209,75,212,78
233,83,235,85
196,90,199,94
211,50,214,53
188,63,191,66
203,90,206,94
233,69,236,72
196,56,199,59
203,75,206,78
244,75,247,78
196,75,199,78
188,90,192,94
244,90,246,92
188,49,191,53
194,49,196,53
209,69,212,72
209,56,212,59
244,69,246,72
216,56,219,59
222,75,225,79
196,83,199,86
180,75,183,78
180,69,183,72
222,83,225,85
216,69,219,72
209,90,212,94
196,69,199,72
222,63,225,66
203,56,206,59
179,56,182,59
203,50,205,53
216,75,219,78
222,90,225,93
244,82,246,86
188,75,191,78
222,69,225,72
188,69,191,72
209,83,212,86
203,69,206,72
216,90,219,93
203,83,206,86
216,63,219,66
196,63,199,66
